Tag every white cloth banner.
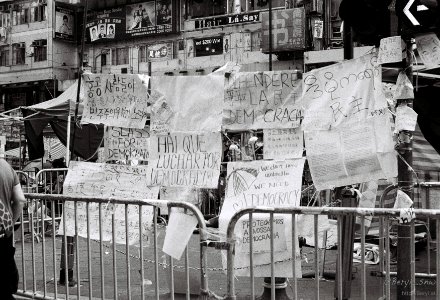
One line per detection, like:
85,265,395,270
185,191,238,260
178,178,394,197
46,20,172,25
81,74,150,128
223,71,303,130
150,76,224,133
302,53,386,131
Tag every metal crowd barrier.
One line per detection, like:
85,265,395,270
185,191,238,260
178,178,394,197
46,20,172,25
15,193,210,300
225,206,440,300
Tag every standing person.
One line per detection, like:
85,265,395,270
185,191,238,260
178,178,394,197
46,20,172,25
0,159,26,300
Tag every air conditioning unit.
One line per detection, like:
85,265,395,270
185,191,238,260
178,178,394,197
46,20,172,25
121,67,128,74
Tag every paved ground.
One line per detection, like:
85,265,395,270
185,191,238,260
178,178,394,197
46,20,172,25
13,225,438,300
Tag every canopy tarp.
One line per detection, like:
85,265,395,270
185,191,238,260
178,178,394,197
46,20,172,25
21,81,103,161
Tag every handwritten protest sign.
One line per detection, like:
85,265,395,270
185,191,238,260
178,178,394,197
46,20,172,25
104,126,150,161
81,74,150,128
223,71,303,130
150,76,224,133
395,105,418,132
149,132,222,188
219,159,304,277
59,161,159,245
302,53,386,131
305,116,397,190
377,36,404,65
263,128,303,159
415,33,440,67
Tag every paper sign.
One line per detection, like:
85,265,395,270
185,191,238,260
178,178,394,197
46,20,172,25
302,53,386,131
219,159,304,277
150,96,174,134
297,215,338,249
223,71,303,130
415,33,440,67
378,36,403,64
313,20,323,39
150,76,224,133
104,126,150,161
163,209,198,260
395,105,418,132
263,128,303,159
0,135,5,158
81,74,150,128
305,117,397,190
159,186,200,215
59,162,159,244
394,72,414,100
149,132,222,188
394,190,413,209
355,180,379,229
235,214,287,253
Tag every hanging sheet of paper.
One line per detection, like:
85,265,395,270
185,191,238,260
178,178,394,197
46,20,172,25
394,72,414,100
395,105,418,132
355,180,379,229
163,208,198,260
263,128,303,159
150,76,224,133
81,74,150,128
313,20,324,39
158,186,200,215
219,159,304,277
296,215,338,249
149,132,222,188
58,161,159,245
302,53,386,131
377,36,404,64
415,33,440,67
104,126,150,161
222,70,303,130
394,190,413,209
305,117,397,190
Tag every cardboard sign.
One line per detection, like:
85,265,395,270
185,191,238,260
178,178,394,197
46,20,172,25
415,33,440,67
302,53,386,131
59,161,159,244
104,126,150,161
223,71,303,130
149,132,222,188
263,128,303,159
305,116,397,190
150,76,224,133
377,36,404,64
81,74,150,128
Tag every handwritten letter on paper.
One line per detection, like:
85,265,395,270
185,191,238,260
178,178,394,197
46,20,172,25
104,126,150,161
149,132,222,188
378,36,403,64
263,128,303,159
302,53,386,130
223,71,303,130
81,74,150,128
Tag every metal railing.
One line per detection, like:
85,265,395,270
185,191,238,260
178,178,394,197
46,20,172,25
15,193,210,300
225,206,440,300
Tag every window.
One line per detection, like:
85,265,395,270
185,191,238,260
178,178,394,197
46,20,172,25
139,45,147,63
12,43,25,65
12,4,30,25
0,11,11,27
33,39,47,62
0,45,9,66
111,47,129,65
31,2,46,22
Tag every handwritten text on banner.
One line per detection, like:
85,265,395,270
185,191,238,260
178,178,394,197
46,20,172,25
104,126,150,161
302,53,386,130
81,74,150,128
149,132,222,188
263,128,303,159
223,71,303,130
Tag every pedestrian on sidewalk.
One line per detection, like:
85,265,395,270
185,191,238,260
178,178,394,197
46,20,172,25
0,159,26,300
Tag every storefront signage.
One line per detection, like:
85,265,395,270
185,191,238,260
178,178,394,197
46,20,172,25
147,42,173,61
194,36,223,57
261,7,305,52
86,0,175,43
195,11,260,29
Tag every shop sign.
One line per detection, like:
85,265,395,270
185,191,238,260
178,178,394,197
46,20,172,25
195,11,260,29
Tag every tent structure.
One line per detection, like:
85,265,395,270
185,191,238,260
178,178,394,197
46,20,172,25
21,80,104,161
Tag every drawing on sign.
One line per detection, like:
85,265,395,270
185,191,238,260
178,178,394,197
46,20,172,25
223,70,303,130
302,53,385,131
415,33,440,67
149,132,222,188
104,126,150,161
226,168,258,196
81,74,150,129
